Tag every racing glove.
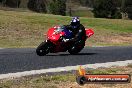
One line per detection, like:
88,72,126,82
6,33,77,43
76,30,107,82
63,38,70,42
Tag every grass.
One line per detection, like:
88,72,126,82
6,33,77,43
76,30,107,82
86,67,124,74
127,64,132,68
0,65,132,88
69,10,94,17
0,10,132,48
0,74,75,88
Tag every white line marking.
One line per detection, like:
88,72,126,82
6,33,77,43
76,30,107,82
0,60,132,79
92,46,108,47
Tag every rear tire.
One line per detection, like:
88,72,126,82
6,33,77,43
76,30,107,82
68,45,84,55
36,41,51,56
68,41,85,55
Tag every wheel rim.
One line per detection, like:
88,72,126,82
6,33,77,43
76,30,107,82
40,50,43,53
36,41,52,56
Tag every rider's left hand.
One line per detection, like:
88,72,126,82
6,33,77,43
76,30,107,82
63,39,69,42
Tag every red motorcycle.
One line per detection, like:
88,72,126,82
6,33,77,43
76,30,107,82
36,25,94,56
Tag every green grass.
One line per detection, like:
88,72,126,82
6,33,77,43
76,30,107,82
69,10,94,17
81,18,132,33
0,10,132,48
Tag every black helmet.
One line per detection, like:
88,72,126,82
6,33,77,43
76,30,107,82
70,17,80,29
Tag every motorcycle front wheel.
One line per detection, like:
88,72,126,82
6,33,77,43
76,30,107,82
36,41,51,56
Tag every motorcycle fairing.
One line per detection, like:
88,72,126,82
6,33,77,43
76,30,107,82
85,28,94,38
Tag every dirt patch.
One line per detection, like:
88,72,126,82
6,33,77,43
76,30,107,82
88,33,132,46
110,33,132,44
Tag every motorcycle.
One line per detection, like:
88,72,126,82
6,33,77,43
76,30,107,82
36,25,94,56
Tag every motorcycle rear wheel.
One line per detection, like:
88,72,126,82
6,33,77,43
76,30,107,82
68,45,84,55
68,41,85,55
36,41,51,56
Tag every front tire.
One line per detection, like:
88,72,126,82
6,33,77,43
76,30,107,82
36,41,51,56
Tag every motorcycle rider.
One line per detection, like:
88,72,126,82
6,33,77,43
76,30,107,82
63,17,86,45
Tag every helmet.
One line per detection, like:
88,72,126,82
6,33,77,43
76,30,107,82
70,17,80,29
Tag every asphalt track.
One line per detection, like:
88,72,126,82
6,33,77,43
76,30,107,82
0,46,132,74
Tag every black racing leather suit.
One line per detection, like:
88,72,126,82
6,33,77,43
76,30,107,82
64,24,86,43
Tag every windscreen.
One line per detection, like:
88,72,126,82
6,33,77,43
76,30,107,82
54,26,64,34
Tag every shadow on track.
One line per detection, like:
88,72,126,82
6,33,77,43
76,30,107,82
46,53,97,56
